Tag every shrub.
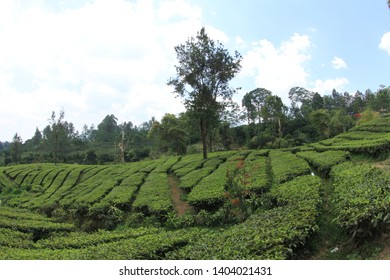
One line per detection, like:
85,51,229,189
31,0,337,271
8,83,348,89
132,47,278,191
132,172,173,215
269,151,311,184
330,163,390,241
170,175,322,259
296,150,350,174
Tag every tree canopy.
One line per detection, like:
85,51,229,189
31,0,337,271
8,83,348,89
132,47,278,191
168,27,242,159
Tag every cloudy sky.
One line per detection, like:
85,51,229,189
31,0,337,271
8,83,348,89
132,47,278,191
0,0,390,141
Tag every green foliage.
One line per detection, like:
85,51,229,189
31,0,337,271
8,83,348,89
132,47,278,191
132,172,173,215
169,175,321,259
101,173,146,206
153,156,180,173
336,131,390,140
1,140,390,260
178,166,215,190
309,109,331,139
170,154,200,170
238,153,269,192
297,150,350,174
269,150,311,184
10,133,23,163
0,227,209,260
148,114,188,155
84,150,98,164
242,88,272,125
174,161,204,177
34,227,162,250
312,138,390,155
173,152,234,196
139,157,168,173
187,160,232,207
0,228,35,248
330,163,390,241
0,207,75,239
168,27,242,159
309,116,390,155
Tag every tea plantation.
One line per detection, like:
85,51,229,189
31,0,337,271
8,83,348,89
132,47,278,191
0,116,390,259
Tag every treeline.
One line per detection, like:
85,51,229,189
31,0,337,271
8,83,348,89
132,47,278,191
0,85,389,166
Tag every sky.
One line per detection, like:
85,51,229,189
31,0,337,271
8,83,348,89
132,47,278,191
0,0,390,141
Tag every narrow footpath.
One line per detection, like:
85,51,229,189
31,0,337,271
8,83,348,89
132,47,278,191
168,174,193,216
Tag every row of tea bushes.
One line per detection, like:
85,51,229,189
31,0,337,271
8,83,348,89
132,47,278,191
296,150,350,174
269,151,311,184
0,227,210,259
168,175,322,259
330,162,390,240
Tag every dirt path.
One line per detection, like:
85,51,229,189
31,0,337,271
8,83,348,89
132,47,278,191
168,174,193,216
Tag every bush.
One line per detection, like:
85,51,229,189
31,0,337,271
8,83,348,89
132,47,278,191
296,150,350,174
330,163,390,241
169,175,322,259
269,151,311,184
84,150,98,165
132,172,173,215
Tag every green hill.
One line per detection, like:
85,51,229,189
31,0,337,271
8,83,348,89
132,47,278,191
0,116,389,259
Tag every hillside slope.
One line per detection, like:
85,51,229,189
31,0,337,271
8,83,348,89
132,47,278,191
0,116,389,259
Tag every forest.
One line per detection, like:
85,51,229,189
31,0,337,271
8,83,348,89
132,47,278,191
0,84,389,166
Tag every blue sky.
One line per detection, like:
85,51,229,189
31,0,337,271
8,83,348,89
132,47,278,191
0,0,390,141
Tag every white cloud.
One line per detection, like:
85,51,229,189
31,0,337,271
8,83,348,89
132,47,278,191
311,77,349,94
331,56,347,69
204,25,230,43
379,32,390,55
237,34,352,103
0,0,215,140
235,36,247,48
239,33,311,103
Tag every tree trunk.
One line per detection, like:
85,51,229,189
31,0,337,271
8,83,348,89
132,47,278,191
278,117,282,138
202,136,208,159
208,132,213,153
118,143,125,163
118,127,126,163
54,134,58,165
200,119,208,159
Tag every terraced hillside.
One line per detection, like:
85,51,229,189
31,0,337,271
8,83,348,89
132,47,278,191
307,116,390,155
0,116,389,259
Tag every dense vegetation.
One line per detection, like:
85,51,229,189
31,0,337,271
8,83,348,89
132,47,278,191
0,115,389,259
0,27,389,260
1,86,389,166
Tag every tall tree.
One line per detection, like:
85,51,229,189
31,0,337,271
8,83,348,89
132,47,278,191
117,121,134,163
351,90,365,113
241,92,257,125
288,86,314,118
48,110,66,165
242,88,272,125
95,115,119,143
32,128,42,147
373,86,390,113
262,95,287,139
311,92,324,110
148,114,187,155
10,133,23,163
309,109,331,139
168,27,242,159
